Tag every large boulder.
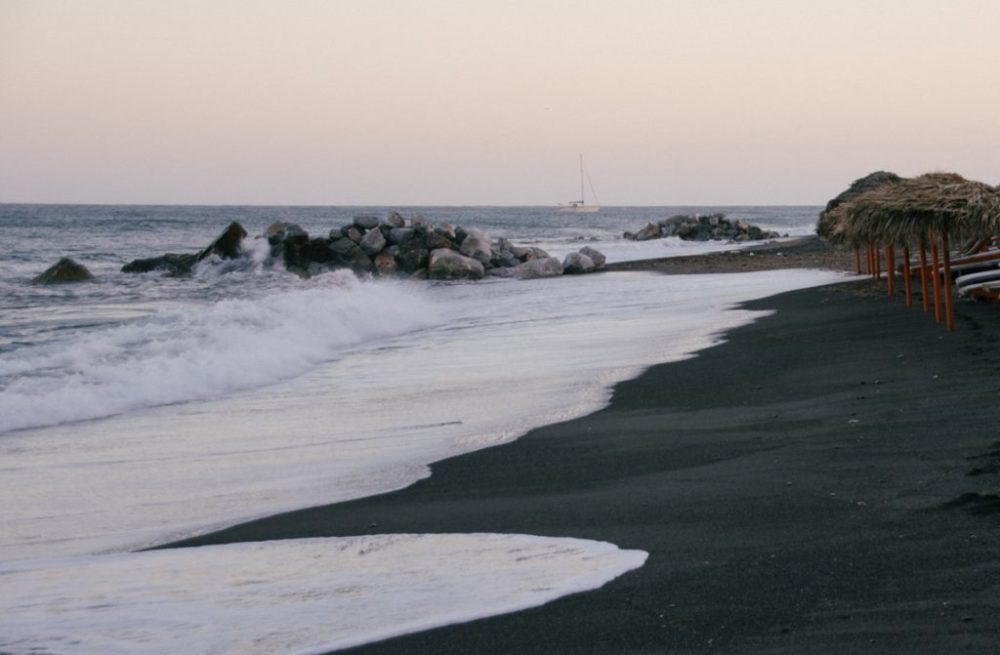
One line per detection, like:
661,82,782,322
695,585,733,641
625,222,662,241
385,211,406,228
396,242,430,273
32,257,94,284
562,252,596,274
353,214,381,230
427,248,485,280
359,227,387,256
578,246,606,269
459,228,493,265
510,245,550,262
388,227,414,245
425,230,454,251
197,222,247,261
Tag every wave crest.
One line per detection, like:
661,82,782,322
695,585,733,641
0,273,440,434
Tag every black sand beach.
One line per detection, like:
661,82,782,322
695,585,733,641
171,250,1000,653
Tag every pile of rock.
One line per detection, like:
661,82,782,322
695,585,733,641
116,212,606,282
624,213,783,243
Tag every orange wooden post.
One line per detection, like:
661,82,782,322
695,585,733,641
886,244,895,297
903,244,913,307
941,230,955,332
918,235,930,313
866,242,873,275
875,241,882,278
854,246,862,274
930,232,942,323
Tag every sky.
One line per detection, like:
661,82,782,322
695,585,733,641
1,0,999,206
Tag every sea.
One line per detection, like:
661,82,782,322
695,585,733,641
0,205,845,654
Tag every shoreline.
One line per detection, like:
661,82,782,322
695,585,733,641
604,234,857,274
168,245,1000,653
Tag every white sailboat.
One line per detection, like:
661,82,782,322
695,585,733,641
557,154,600,213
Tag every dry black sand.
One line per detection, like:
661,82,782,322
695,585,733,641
170,273,1000,654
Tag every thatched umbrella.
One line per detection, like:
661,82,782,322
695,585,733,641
818,171,903,274
830,172,1000,331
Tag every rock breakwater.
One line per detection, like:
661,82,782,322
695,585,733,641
624,213,783,242
117,213,606,282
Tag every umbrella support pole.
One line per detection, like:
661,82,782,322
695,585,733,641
930,232,942,323
903,245,913,306
942,231,955,332
875,241,882,279
919,236,930,313
886,244,895,297
854,247,862,274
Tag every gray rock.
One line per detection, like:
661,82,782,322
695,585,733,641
353,214,380,230
32,257,94,284
578,246,606,269
330,238,359,257
631,222,662,241
385,211,406,228
396,243,430,273
348,249,374,274
344,226,363,244
510,245,550,261
427,248,485,280
562,252,596,274
388,227,415,245
425,230,454,251
503,256,564,279
459,228,493,265
359,227,387,256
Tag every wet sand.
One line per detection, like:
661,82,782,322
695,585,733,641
170,242,1000,653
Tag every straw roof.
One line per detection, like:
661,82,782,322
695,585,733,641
834,172,1000,243
818,172,1000,246
816,171,903,242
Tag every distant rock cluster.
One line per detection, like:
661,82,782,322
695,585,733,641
624,213,783,242
113,212,605,282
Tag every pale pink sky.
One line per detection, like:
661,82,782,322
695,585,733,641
2,0,998,205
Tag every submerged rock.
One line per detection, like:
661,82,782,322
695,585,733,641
197,222,247,261
31,258,94,284
121,253,198,276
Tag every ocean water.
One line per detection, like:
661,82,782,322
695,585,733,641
0,204,839,654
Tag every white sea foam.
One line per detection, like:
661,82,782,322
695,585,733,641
0,269,848,563
0,268,847,653
0,534,647,655
0,272,441,434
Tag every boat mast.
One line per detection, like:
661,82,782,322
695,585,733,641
579,153,585,205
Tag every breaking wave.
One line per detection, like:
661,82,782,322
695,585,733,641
0,273,441,434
